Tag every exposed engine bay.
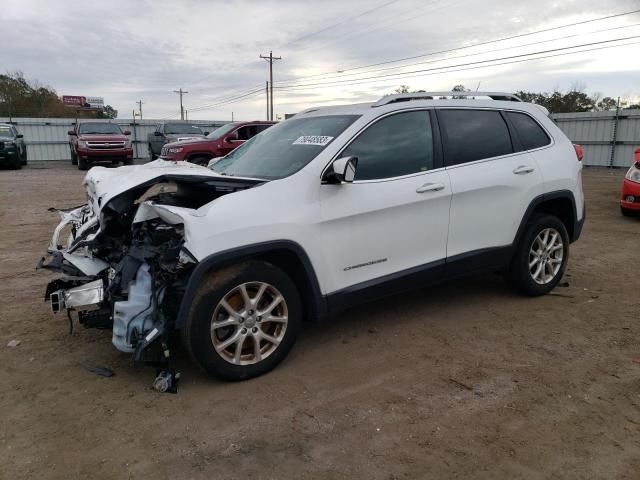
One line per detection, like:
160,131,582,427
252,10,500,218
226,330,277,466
37,162,263,390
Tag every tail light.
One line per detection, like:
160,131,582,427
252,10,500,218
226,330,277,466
635,147,640,164
573,144,583,161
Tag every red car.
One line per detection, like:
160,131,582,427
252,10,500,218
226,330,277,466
69,122,133,170
160,120,276,165
621,148,640,216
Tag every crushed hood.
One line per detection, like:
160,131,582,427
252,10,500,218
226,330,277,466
84,160,218,212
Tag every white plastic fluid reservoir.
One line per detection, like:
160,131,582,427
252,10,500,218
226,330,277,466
112,264,153,352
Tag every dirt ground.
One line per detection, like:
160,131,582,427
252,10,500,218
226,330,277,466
0,163,639,480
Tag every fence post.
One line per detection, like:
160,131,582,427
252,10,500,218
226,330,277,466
608,97,620,168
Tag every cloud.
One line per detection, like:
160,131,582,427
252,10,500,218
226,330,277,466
0,0,638,119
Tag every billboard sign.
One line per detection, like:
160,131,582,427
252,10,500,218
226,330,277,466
62,95,105,110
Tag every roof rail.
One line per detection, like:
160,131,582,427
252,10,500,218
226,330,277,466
372,91,522,107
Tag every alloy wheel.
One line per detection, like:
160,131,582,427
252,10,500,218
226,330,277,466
528,227,564,285
210,282,288,365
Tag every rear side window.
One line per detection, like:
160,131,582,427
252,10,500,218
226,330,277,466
506,111,550,150
342,110,434,180
438,109,513,166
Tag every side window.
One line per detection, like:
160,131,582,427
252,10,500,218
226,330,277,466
506,111,550,150
439,109,513,166
256,124,271,133
236,125,257,140
342,110,434,181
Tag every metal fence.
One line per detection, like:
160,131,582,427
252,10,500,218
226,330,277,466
0,117,226,161
550,109,640,168
3,110,639,166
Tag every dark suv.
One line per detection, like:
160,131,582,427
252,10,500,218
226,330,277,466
160,121,276,165
0,124,27,169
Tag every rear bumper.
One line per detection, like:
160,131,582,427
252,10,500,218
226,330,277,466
621,179,640,210
573,203,586,242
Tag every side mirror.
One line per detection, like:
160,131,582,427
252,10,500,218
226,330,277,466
68,130,77,136
154,131,163,136
16,134,23,138
225,132,239,143
323,156,358,184
203,131,210,136
123,130,131,136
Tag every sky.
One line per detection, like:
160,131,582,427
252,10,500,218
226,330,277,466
1,0,639,120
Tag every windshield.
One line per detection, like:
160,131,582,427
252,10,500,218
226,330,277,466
165,124,203,135
78,123,122,135
0,127,13,138
206,123,237,139
211,115,359,179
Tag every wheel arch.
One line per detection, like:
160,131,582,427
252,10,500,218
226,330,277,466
185,151,214,163
174,240,327,329
514,190,580,246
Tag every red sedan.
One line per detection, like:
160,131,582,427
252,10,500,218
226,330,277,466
621,148,640,216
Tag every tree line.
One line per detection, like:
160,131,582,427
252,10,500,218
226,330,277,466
0,72,117,119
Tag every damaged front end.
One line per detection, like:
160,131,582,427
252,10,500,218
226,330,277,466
38,165,261,386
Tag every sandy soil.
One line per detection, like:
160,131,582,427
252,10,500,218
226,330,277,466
0,163,639,480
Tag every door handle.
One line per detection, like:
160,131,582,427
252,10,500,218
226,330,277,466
416,182,445,193
513,165,535,175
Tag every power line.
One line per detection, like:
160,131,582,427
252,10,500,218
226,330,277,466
274,34,640,90
274,39,640,93
277,8,640,84
186,88,266,114
279,22,640,86
282,0,402,48
289,0,463,55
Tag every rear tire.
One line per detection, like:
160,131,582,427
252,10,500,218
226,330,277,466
507,214,569,296
182,261,302,381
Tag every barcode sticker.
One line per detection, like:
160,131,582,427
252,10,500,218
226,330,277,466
292,135,333,146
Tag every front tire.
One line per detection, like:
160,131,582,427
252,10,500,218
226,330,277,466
621,206,637,217
21,149,27,165
507,214,569,296
182,261,302,381
70,149,78,165
77,156,89,171
189,155,211,166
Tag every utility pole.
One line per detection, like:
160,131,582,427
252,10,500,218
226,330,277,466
185,110,188,121
136,99,145,120
260,51,281,120
265,81,269,121
173,88,189,120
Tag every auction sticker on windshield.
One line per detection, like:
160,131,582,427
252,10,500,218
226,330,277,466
293,135,333,146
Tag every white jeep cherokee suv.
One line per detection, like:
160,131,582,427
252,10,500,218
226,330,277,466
39,92,585,382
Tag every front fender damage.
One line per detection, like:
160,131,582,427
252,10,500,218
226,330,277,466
38,172,259,390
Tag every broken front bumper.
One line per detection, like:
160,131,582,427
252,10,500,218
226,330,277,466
49,279,104,314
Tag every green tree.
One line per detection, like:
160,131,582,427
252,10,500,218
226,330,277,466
0,71,114,118
97,105,118,119
596,97,618,111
